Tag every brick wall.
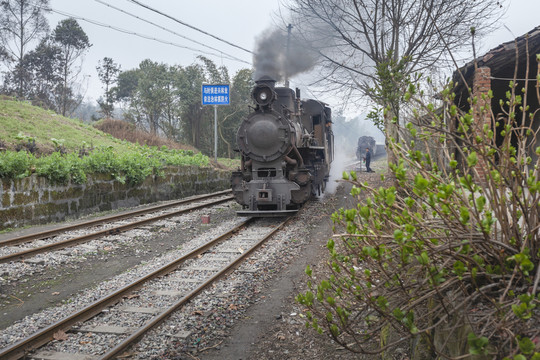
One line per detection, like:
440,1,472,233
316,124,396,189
472,66,492,184
0,166,230,230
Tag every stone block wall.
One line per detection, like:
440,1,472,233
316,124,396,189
0,166,230,230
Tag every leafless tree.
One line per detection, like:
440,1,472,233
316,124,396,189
0,0,50,97
286,0,505,164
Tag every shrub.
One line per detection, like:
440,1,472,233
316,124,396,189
82,146,118,174
0,151,35,179
114,149,160,184
297,73,539,357
35,152,77,184
14,132,37,154
0,143,211,185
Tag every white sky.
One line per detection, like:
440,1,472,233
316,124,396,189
47,0,285,102
46,0,540,107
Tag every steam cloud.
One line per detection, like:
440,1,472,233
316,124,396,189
253,28,317,82
323,148,353,196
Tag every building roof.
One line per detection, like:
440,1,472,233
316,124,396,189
453,25,540,103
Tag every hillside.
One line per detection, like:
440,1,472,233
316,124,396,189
0,98,239,178
0,97,128,154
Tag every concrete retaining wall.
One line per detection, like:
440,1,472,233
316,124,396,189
0,166,230,230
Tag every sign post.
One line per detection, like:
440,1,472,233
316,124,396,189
202,84,230,162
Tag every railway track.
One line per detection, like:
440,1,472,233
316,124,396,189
0,190,233,264
0,216,292,360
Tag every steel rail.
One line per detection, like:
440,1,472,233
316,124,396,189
0,218,254,360
101,215,293,359
0,189,232,248
0,195,234,264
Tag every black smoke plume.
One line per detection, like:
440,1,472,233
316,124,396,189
253,28,317,82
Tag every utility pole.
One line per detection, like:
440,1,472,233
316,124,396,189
214,105,218,163
284,24,292,88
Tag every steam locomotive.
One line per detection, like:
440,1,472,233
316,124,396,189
356,136,376,161
231,76,334,216
356,135,386,161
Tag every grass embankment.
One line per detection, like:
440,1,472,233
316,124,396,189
0,98,240,184
0,98,124,153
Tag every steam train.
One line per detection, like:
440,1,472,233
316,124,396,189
231,76,334,216
356,135,386,161
356,136,376,161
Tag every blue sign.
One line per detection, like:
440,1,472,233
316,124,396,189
202,84,230,105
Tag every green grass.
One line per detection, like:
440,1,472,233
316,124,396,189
0,98,244,186
0,98,217,184
0,98,132,152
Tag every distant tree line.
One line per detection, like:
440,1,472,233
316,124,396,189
106,56,253,158
0,0,91,116
0,0,253,158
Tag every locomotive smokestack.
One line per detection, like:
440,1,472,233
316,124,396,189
255,75,276,88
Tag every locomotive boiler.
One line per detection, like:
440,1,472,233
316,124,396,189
231,76,334,216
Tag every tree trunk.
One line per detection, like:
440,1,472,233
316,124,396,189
384,105,399,168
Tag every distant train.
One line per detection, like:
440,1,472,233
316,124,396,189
231,76,334,216
356,135,386,161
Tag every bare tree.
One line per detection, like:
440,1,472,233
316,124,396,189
0,0,50,97
286,0,505,164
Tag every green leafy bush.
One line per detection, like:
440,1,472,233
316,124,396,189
82,146,118,174
297,73,539,357
35,152,84,184
0,144,211,185
114,150,160,184
0,151,35,178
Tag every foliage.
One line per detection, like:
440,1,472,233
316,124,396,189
0,0,50,97
0,144,210,185
93,118,196,151
0,10,90,116
0,98,213,185
113,56,252,158
35,151,85,184
96,57,121,118
215,157,241,170
112,148,161,184
20,36,64,110
365,108,384,134
367,52,411,112
0,150,34,178
14,131,37,153
218,68,253,158
297,68,539,357
52,18,91,116
151,146,209,168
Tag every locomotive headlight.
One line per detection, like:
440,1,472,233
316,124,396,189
252,83,275,106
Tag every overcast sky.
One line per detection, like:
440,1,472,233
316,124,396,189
47,0,285,101
46,0,540,106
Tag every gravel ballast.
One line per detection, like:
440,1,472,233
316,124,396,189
0,163,389,359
